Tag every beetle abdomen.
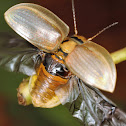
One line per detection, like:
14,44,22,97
30,63,68,108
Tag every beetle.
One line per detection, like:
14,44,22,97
1,1,117,108
1,1,126,125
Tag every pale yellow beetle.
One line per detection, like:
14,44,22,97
1,1,116,109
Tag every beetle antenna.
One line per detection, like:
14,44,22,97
72,0,78,35
88,22,118,41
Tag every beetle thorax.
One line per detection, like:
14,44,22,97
60,35,87,55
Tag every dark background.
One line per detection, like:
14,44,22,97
0,0,126,126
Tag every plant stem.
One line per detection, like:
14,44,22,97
111,47,126,64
